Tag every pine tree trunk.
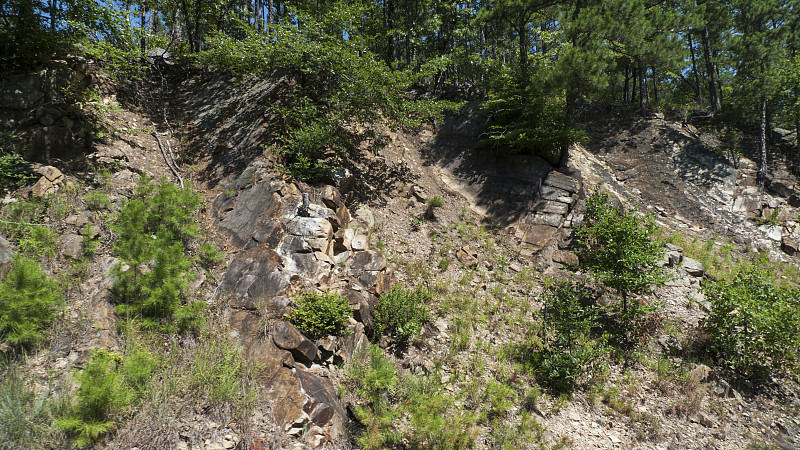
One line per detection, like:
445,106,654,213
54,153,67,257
652,67,659,106
623,66,629,103
688,31,703,102
759,95,768,186
639,61,646,116
702,26,721,112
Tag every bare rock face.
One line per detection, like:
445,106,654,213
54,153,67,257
508,169,584,260
216,170,391,443
272,321,318,365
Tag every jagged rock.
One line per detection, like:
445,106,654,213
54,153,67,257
357,270,390,295
333,228,354,252
322,167,354,194
0,236,13,277
410,185,428,202
760,224,782,241
552,250,578,266
351,233,368,251
217,182,287,247
221,248,288,303
682,257,705,277
344,286,376,330
543,171,581,194
533,199,570,215
273,321,318,365
349,249,386,272
518,224,559,255
781,234,800,256
31,165,64,197
687,364,713,384
539,185,573,203
456,245,479,268
353,206,375,229
663,243,683,267
59,234,83,259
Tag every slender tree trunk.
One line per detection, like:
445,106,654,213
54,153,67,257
639,61,646,116
652,67,659,106
631,67,637,105
702,26,721,112
688,31,703,102
518,23,528,78
623,66,629,103
759,94,768,186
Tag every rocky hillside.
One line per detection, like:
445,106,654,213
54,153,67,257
1,63,799,450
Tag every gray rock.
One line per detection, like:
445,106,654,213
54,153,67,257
781,234,800,256
59,234,83,259
533,199,569,216
349,249,386,273
353,206,375,229
273,321,318,365
287,217,333,240
543,171,581,194
0,236,13,277
456,245,478,268
682,257,705,277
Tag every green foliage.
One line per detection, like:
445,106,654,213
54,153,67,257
110,176,204,333
426,196,445,208
576,191,666,317
56,349,134,448
198,243,224,268
0,368,59,447
506,280,603,395
189,333,253,404
19,224,56,259
0,256,63,350
481,69,583,165
84,190,111,211
702,269,800,380
198,13,457,182
374,285,430,343
349,346,478,449
349,345,401,450
287,291,352,338
0,153,36,191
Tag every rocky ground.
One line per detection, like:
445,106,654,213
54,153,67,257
1,64,799,449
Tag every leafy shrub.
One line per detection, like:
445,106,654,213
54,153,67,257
110,176,204,332
0,256,63,350
19,225,56,259
426,196,445,208
56,349,134,448
504,280,603,395
84,190,111,211
374,285,430,343
0,153,36,191
198,243,224,268
348,345,401,450
702,268,800,380
0,368,59,447
576,190,666,317
480,69,583,165
287,291,352,338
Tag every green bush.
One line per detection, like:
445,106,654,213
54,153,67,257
0,153,36,191
19,225,56,259
56,349,134,448
287,291,352,338
110,176,204,333
348,345,401,450
0,256,64,350
426,196,445,208
0,368,59,447
504,280,603,395
576,190,667,318
84,190,111,211
189,333,253,404
374,285,430,343
702,268,800,380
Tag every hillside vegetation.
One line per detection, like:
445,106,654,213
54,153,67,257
1,0,800,449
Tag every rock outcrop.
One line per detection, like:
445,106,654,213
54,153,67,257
213,164,390,445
